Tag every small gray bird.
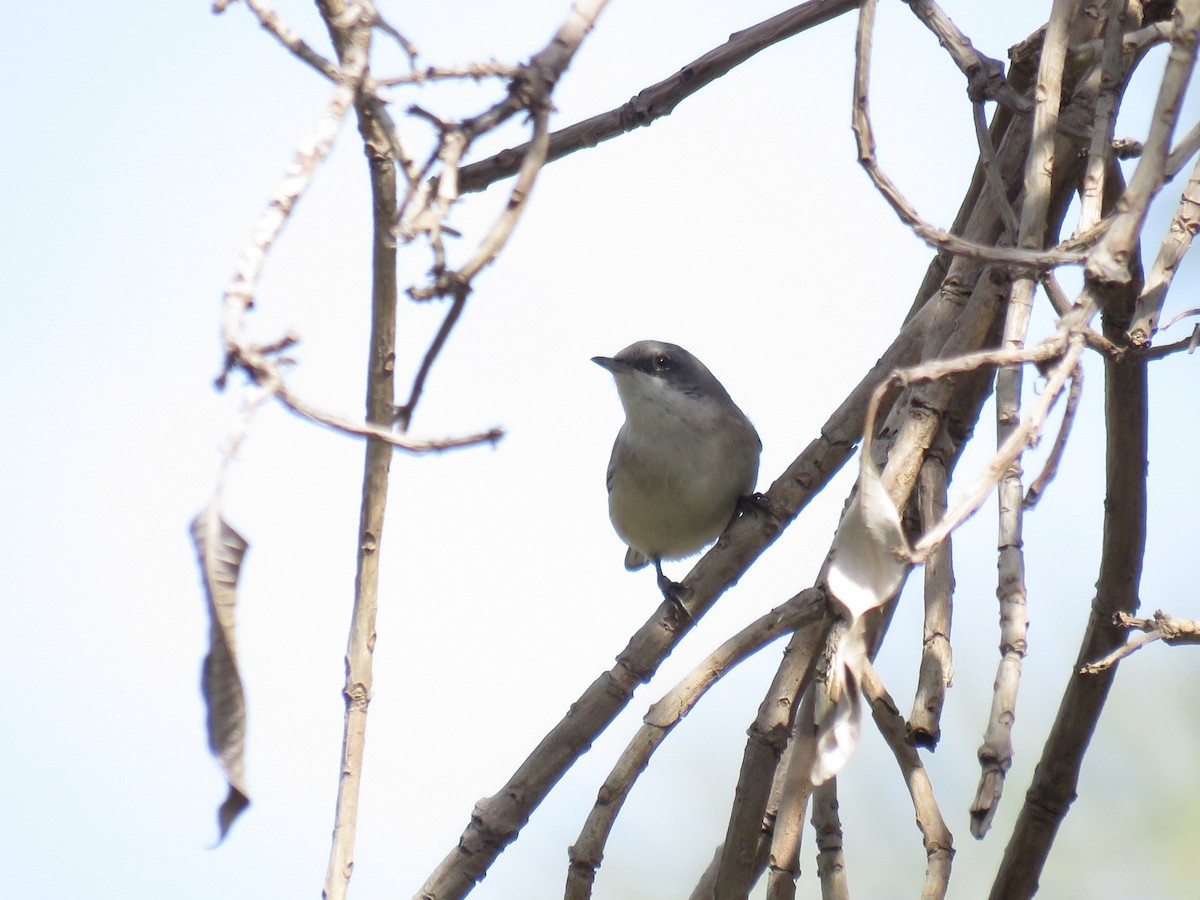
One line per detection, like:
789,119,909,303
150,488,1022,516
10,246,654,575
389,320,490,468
593,340,761,597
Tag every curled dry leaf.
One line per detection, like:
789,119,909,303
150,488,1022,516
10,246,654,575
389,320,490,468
811,625,866,786
816,458,909,784
827,459,911,619
190,506,251,842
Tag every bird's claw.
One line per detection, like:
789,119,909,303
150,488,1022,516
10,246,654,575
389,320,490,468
736,491,771,518
654,561,695,625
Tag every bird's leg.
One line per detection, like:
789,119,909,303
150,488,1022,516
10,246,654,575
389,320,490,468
654,558,694,624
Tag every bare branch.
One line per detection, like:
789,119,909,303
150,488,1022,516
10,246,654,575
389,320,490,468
235,0,340,80
218,32,366,369
1128,153,1200,344
714,610,837,897
457,0,860,194
853,0,1094,268
990,6,1189,890
903,0,1030,110
1040,272,1122,355
311,9,390,900
1166,119,1200,175
862,662,954,899
761,696,817,900
971,0,1082,839
992,322,1149,897
1087,0,1200,288
394,294,466,432
566,591,826,900
1136,326,1200,358
1082,610,1200,673
377,61,519,86
911,337,1085,563
1075,0,1128,233
1067,18,1173,67
971,103,1019,239
277,384,501,452
811,779,849,899
909,449,953,748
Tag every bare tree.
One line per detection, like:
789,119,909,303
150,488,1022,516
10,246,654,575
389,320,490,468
192,1,1200,898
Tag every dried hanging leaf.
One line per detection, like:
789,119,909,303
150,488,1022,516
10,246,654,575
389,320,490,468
826,459,910,618
811,626,865,786
191,506,251,842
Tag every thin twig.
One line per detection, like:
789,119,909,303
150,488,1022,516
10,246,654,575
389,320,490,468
458,0,861,194
1023,360,1083,508
1040,272,1122,355
377,61,520,86
911,337,1085,563
394,294,466,432
1081,610,1200,673
862,661,954,899
1087,0,1200,288
853,0,1093,269
237,0,341,80
972,102,1019,239
311,10,387,900
458,109,551,283
218,32,366,373
364,1,418,68
393,17,570,432
1162,306,1200,330
278,385,501,451
1166,119,1200,175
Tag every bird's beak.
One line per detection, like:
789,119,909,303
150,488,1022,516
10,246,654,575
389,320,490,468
592,355,630,374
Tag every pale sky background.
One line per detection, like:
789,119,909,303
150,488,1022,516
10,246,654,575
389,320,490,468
2,2,1199,898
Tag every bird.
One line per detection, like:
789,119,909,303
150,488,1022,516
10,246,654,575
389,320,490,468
593,340,761,601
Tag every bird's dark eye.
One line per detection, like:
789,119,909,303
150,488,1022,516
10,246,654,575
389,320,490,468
653,353,671,370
